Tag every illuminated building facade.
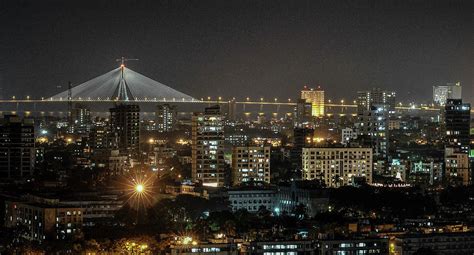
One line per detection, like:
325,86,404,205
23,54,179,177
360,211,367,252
70,104,91,134
301,86,325,117
357,88,396,113
356,105,389,159
445,147,470,186
227,186,277,212
302,147,373,187
433,82,462,106
156,104,177,132
4,201,83,242
232,145,271,185
192,105,225,187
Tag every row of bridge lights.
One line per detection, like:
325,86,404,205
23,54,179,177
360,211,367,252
6,95,436,108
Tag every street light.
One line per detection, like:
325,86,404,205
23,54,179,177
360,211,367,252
135,184,144,193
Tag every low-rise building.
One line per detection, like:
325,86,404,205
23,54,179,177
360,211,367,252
227,185,277,213
276,181,329,217
4,201,83,242
242,240,314,255
316,238,389,255
393,232,474,255
167,239,238,255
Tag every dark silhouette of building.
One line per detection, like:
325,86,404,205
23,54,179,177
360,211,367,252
109,104,140,156
291,127,314,170
444,99,471,153
0,115,35,179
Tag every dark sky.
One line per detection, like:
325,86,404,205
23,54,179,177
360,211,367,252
0,0,472,103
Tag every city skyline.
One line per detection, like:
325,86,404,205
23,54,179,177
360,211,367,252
0,0,472,103
0,1,473,254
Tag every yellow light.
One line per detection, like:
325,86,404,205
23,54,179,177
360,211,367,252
148,138,154,144
135,184,144,193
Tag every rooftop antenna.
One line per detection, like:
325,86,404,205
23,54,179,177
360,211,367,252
116,57,139,69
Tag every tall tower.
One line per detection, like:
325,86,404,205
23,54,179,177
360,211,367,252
0,115,35,179
192,105,225,187
156,104,177,132
110,104,140,156
445,99,471,153
301,86,325,117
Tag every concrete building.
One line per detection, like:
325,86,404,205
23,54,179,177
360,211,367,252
301,86,325,117
167,240,238,255
302,147,373,187
91,149,129,176
317,238,388,255
89,120,109,152
232,146,270,185
109,104,140,156
294,99,313,127
4,201,83,242
408,160,443,186
242,240,315,255
433,82,462,106
357,88,396,113
291,127,314,169
394,232,474,255
0,115,35,179
227,185,277,213
192,105,226,187
276,181,329,217
445,147,470,186
445,99,471,153
70,104,91,134
341,128,357,145
156,104,177,132
356,104,389,159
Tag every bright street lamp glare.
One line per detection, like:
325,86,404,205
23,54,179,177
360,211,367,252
135,184,144,193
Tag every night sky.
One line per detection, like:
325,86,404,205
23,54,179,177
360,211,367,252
0,0,472,103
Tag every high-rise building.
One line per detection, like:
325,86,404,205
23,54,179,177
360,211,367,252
356,105,389,158
302,147,373,187
71,104,91,134
192,105,225,187
301,86,325,117
433,82,462,106
445,99,471,153
0,115,35,179
294,99,312,127
357,88,396,113
109,104,140,156
232,145,270,185
291,127,314,169
156,104,177,132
